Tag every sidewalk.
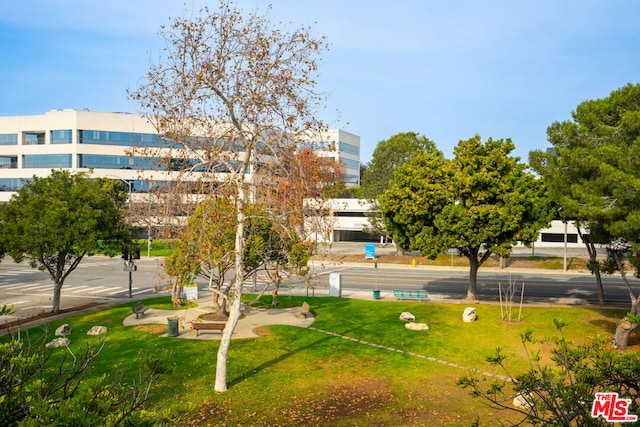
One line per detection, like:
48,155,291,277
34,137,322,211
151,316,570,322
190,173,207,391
122,297,316,340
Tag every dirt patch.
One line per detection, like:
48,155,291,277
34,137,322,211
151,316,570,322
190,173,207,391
187,376,395,426
199,311,229,321
133,324,167,335
300,377,394,423
252,325,271,337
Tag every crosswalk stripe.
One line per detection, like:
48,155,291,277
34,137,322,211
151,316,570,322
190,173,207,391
92,287,121,294
67,286,92,292
9,284,50,291
131,289,154,296
1,283,27,288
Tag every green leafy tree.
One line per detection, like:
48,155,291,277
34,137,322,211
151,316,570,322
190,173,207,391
360,132,439,240
166,199,311,310
459,321,640,425
243,205,311,307
361,132,439,199
0,304,13,316
530,83,640,344
0,170,129,313
0,331,156,426
380,136,553,299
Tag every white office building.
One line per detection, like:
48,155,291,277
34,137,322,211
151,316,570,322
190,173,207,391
0,109,361,202
308,198,587,249
315,129,361,186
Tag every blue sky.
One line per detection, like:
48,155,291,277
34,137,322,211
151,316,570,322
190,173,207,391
1,1,639,163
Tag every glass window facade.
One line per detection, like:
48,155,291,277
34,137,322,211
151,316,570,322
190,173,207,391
79,130,167,147
0,178,28,191
341,158,360,170
23,154,72,168
339,141,359,156
0,134,18,145
51,129,72,144
0,156,17,169
24,132,45,145
78,154,166,170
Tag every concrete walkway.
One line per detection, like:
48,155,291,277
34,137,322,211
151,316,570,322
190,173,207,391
122,297,316,340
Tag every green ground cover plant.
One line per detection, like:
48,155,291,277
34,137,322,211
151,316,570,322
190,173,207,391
2,295,631,426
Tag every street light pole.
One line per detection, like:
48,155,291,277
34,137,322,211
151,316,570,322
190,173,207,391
102,176,137,298
115,178,135,298
563,220,568,272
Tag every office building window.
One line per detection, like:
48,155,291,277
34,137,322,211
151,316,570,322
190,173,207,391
0,156,17,169
23,154,72,168
79,130,166,147
24,132,45,145
540,233,578,243
51,129,72,144
334,211,366,217
78,154,166,170
339,141,360,156
0,134,18,145
345,173,360,183
0,178,27,191
341,158,360,170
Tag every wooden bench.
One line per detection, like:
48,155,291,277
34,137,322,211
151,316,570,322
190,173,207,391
192,322,226,336
132,302,149,318
393,289,428,301
298,302,311,318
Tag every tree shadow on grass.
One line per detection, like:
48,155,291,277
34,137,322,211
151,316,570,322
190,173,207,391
228,328,338,388
588,308,631,334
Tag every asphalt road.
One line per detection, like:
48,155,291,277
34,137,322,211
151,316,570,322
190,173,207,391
1,246,636,326
0,256,166,324
310,263,635,306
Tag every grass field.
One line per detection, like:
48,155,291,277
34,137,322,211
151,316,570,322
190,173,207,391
7,294,632,426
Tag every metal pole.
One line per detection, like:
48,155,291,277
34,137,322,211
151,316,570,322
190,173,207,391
375,258,378,290
128,254,133,298
563,220,568,272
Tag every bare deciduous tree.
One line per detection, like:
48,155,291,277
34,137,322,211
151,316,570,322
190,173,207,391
130,1,330,392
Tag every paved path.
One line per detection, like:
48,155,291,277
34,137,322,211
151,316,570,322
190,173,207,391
122,298,316,340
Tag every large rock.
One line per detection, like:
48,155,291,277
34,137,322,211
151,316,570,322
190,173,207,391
462,307,477,323
513,392,534,409
399,312,416,322
405,322,429,331
55,324,72,336
87,326,108,336
46,337,70,348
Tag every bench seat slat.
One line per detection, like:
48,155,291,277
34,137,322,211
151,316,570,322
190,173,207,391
393,289,428,301
192,322,226,336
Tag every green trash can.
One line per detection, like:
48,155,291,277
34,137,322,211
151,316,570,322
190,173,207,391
167,316,179,337
372,289,381,299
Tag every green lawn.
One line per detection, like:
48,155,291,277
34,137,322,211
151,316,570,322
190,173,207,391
6,296,630,426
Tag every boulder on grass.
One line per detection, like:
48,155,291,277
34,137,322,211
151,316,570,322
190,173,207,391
46,337,70,348
513,392,534,409
399,312,416,322
462,307,477,323
87,326,108,336
55,324,72,336
405,322,429,331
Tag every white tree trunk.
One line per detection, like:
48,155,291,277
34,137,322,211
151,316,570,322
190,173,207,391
214,297,242,392
214,181,247,392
